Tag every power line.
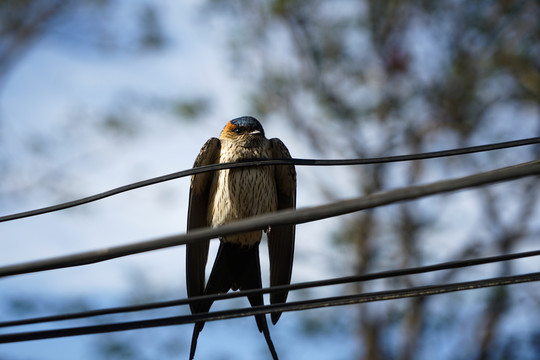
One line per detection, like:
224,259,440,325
1,137,538,223
0,138,538,348
1,248,539,329
1,158,539,278
0,271,538,343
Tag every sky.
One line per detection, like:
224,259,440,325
0,2,352,359
1,1,539,360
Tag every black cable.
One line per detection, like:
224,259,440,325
1,248,539,329
1,137,538,223
1,158,539,278
0,139,537,344
0,271,538,343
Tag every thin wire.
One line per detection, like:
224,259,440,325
1,248,539,329
0,271,538,343
1,158,539,278
1,137,538,223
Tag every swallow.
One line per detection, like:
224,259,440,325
186,116,296,359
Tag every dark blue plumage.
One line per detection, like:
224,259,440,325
230,116,265,134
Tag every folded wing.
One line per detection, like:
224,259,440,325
186,137,221,313
268,138,296,324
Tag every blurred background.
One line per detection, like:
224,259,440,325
0,0,539,359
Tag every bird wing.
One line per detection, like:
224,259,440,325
186,137,221,313
268,138,296,324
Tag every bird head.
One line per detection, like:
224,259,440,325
220,116,267,147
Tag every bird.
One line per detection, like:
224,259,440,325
186,116,296,360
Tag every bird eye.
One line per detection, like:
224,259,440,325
233,127,243,134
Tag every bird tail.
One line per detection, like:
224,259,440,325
189,242,278,359
189,242,233,359
189,322,204,360
240,244,279,360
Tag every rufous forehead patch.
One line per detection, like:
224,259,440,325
220,121,238,137
223,121,238,132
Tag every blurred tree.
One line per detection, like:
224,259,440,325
1,1,539,359
0,2,189,359
0,0,170,84
0,0,161,197
0,0,66,83
0,0,212,202
204,0,540,359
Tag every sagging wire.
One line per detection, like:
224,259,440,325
1,137,538,223
1,248,539,329
0,137,539,346
0,271,538,343
0,159,538,278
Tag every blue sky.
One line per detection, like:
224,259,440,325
1,1,539,359
0,2,351,359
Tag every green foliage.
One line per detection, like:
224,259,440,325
101,115,138,137
171,98,211,120
138,5,167,50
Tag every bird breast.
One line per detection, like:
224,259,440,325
208,141,278,246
